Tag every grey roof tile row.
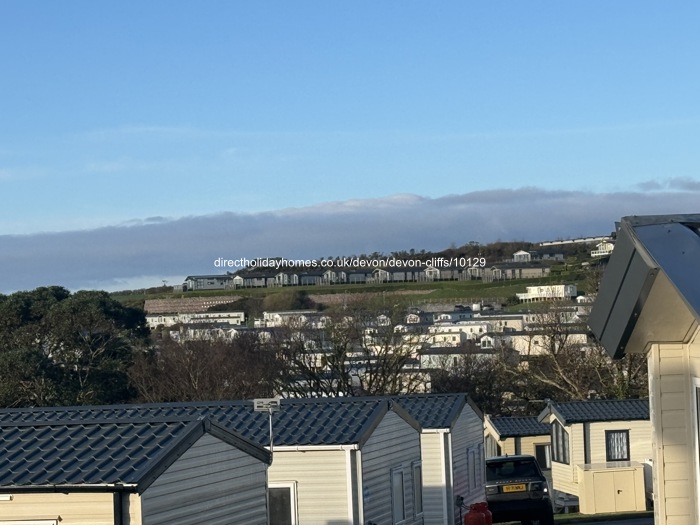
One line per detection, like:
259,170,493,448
0,394,472,446
391,393,468,429
0,418,257,490
0,393,473,490
538,398,649,424
488,416,551,438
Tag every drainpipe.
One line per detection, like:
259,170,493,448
113,491,126,525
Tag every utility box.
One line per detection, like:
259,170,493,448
577,462,646,514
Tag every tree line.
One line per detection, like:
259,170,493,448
431,303,648,415
0,287,647,414
0,286,148,406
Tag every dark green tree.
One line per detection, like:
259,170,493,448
46,290,149,405
0,287,149,407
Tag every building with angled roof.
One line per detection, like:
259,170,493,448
0,416,270,525
0,396,429,525
484,415,552,469
516,284,577,303
261,397,425,525
588,214,700,525
537,398,651,514
182,274,234,291
513,250,532,263
394,393,484,525
146,310,246,329
483,262,551,282
590,240,615,258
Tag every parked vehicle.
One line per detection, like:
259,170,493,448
485,454,554,525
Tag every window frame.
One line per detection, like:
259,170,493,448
534,443,552,471
268,481,298,525
412,460,423,518
605,429,631,462
485,434,502,458
391,467,406,525
467,447,477,491
466,443,484,492
551,420,570,465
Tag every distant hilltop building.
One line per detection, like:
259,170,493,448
183,274,234,291
539,235,614,247
516,284,577,303
146,311,246,329
513,250,532,263
590,240,615,258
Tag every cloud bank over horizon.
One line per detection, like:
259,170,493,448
3,187,699,293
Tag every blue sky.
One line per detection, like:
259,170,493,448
1,2,699,291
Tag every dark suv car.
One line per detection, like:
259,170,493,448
485,455,554,525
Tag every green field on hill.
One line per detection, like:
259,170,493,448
113,264,591,311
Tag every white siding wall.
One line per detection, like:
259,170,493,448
689,334,700,525
0,493,114,525
362,411,422,525
141,434,268,525
126,494,142,525
519,435,550,458
420,432,448,525
586,420,652,463
451,406,485,523
549,420,585,496
268,449,350,525
650,336,700,525
499,436,516,456
546,397,656,512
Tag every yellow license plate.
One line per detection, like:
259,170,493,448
502,484,526,493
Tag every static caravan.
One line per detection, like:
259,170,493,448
589,213,700,525
484,415,552,469
0,416,270,525
537,399,651,514
261,398,424,525
0,397,424,525
395,394,484,525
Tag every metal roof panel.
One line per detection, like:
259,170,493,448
539,399,649,425
488,416,550,438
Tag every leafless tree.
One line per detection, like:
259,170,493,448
273,297,430,397
129,332,279,402
509,301,648,405
431,343,513,415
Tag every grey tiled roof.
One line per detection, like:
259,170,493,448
0,417,268,490
488,416,551,438
0,397,402,448
539,399,650,425
184,274,231,280
392,393,472,429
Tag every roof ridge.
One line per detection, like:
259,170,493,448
0,415,207,428
557,398,649,405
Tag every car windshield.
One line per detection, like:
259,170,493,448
486,459,539,481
